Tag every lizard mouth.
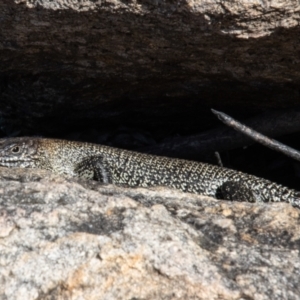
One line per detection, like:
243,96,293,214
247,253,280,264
0,160,26,167
0,157,37,167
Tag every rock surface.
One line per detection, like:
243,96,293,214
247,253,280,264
1,0,300,135
0,167,300,299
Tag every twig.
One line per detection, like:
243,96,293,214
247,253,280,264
214,152,223,167
140,108,300,160
211,109,300,162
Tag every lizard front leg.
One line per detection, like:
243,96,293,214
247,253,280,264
74,156,112,183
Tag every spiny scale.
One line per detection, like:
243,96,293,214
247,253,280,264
0,137,299,207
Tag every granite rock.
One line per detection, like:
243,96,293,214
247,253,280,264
0,167,300,299
1,0,300,135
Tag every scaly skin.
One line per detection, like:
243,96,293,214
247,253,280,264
0,137,299,207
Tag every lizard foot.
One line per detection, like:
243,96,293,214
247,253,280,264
289,192,300,208
216,181,256,202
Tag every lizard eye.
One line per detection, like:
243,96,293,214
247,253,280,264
11,146,20,153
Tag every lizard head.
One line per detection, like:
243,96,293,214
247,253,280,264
0,137,41,168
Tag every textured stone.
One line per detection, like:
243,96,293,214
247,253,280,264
0,166,300,299
15,0,300,38
1,0,300,135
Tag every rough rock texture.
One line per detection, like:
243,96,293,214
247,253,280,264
1,167,300,299
1,0,300,135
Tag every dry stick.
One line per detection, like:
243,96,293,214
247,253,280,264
214,152,223,167
211,109,300,162
140,109,300,160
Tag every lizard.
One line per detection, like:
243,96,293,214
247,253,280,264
0,136,299,207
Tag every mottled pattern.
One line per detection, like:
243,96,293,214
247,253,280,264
0,137,299,207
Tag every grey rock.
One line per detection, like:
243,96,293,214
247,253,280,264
1,0,300,135
0,167,300,299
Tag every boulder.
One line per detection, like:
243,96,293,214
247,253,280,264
1,167,300,299
1,0,300,134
